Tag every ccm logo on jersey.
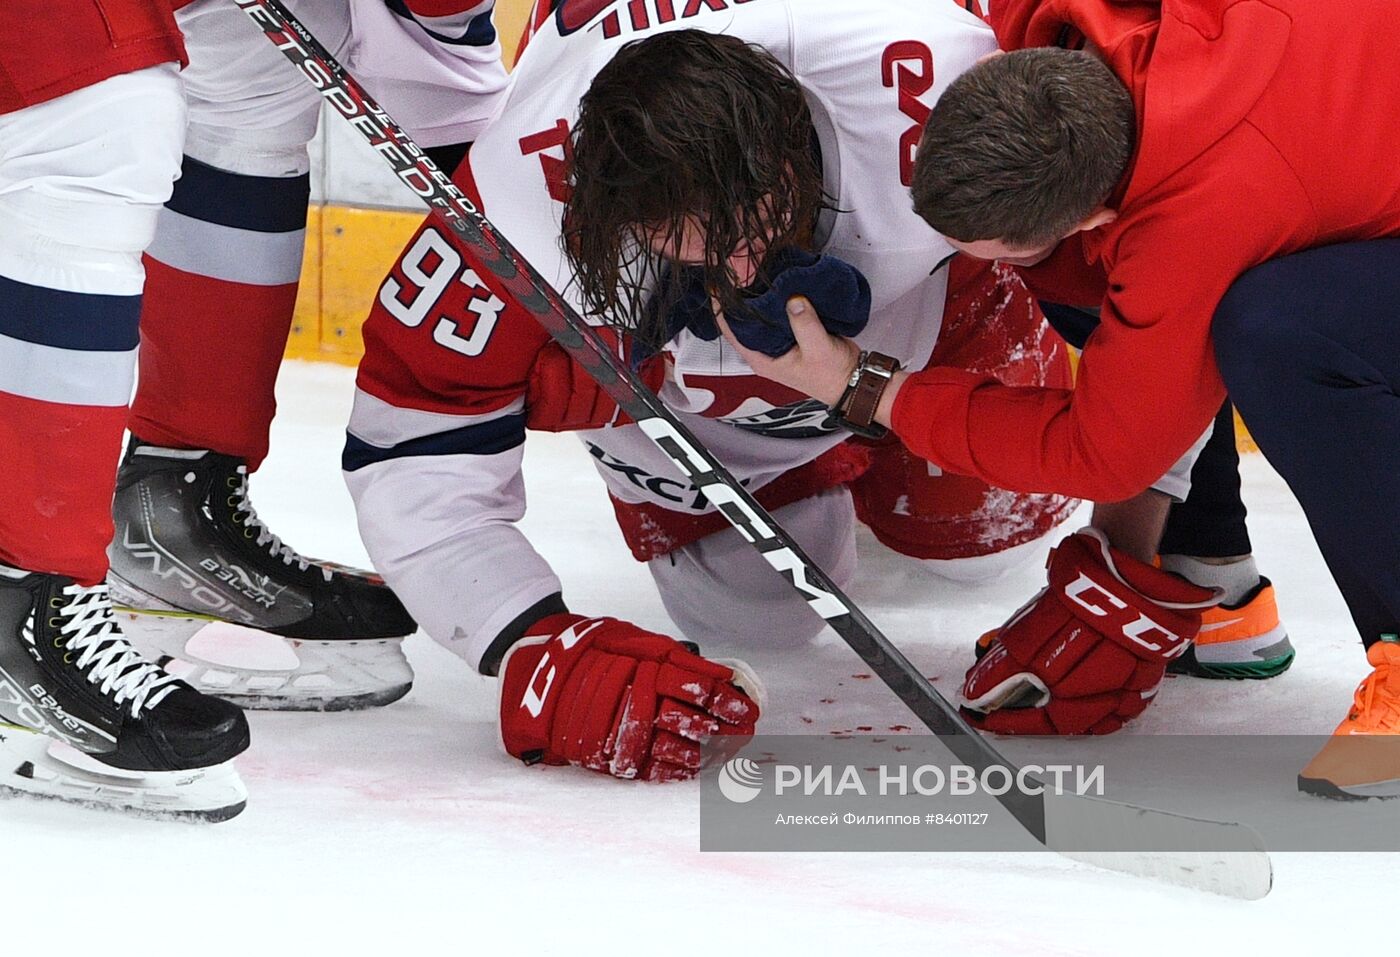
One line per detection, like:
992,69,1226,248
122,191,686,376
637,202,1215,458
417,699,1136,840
1063,573,1188,656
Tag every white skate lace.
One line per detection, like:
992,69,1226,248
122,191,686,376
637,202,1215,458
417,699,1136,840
228,465,333,582
55,583,180,718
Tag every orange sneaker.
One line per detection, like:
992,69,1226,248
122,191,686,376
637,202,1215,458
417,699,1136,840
1298,639,1400,799
1168,577,1295,679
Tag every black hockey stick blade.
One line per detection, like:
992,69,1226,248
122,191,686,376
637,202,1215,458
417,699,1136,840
235,0,1272,898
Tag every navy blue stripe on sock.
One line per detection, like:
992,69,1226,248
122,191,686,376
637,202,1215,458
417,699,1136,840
0,275,140,351
166,158,310,234
342,413,526,472
385,0,497,46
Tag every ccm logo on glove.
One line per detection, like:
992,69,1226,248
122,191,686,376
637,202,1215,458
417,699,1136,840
519,618,607,718
1063,573,1189,656
961,529,1218,735
500,613,761,781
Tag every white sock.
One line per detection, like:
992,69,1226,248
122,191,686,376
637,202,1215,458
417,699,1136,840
1160,553,1260,606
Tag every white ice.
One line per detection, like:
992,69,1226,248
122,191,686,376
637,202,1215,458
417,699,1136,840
7,361,1382,954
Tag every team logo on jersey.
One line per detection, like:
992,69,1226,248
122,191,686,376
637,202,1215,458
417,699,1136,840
719,399,840,438
667,368,841,439
882,41,936,187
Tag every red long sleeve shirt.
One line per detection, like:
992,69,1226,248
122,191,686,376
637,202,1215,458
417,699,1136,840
893,0,1400,501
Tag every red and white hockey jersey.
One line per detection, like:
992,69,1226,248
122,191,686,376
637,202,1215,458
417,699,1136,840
345,0,997,670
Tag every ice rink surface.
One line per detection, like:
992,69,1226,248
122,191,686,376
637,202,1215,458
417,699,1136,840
9,362,1382,954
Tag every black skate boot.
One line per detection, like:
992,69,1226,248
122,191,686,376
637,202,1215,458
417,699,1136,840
108,438,415,712
0,563,249,820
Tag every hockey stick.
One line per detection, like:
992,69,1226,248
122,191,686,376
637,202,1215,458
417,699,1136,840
236,0,1271,899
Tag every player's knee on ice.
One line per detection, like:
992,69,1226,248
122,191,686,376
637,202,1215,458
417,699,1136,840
649,474,1072,649
850,439,1077,584
649,488,857,651
917,534,1051,585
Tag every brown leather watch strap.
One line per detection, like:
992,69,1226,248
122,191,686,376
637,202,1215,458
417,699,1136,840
832,351,900,439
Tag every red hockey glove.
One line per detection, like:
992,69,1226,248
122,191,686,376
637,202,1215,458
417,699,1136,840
961,529,1218,735
499,614,761,781
525,336,668,432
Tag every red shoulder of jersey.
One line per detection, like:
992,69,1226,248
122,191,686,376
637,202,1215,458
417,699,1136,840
356,161,553,417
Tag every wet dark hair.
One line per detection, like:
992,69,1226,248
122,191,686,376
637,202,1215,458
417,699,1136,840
913,48,1135,247
562,29,829,347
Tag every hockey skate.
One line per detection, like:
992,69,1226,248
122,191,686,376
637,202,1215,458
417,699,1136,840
0,564,249,820
109,439,416,712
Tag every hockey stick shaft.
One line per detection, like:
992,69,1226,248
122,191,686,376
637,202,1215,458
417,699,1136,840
235,0,1040,832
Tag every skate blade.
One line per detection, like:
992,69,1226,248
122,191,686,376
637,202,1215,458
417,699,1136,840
115,607,414,712
0,726,247,822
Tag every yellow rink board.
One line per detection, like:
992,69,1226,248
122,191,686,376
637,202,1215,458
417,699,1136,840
283,0,1259,452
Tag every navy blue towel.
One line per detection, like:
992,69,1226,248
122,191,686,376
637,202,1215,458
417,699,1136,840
655,248,872,358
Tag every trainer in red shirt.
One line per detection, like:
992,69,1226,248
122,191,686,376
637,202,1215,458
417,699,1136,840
727,0,1400,783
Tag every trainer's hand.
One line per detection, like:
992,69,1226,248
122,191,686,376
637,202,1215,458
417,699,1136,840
717,296,861,407
499,614,761,781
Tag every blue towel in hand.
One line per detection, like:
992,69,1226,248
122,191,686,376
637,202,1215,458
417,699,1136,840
657,248,872,358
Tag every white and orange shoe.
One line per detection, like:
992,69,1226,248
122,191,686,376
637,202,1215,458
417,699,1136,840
1298,639,1400,799
1168,577,1295,680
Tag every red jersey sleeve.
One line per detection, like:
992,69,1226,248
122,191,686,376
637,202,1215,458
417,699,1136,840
1,0,186,112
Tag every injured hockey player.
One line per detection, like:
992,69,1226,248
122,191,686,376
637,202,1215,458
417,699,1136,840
343,3,1080,781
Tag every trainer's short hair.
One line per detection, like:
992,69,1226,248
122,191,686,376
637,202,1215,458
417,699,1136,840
912,48,1136,247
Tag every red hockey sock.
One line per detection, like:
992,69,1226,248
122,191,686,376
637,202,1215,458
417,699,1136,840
129,159,310,469
0,274,144,584
0,393,127,585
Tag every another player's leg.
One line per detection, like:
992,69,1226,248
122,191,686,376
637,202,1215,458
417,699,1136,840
646,486,860,652
1159,402,1295,679
112,0,416,710
0,65,248,818
0,566,249,820
112,0,510,711
1213,240,1400,798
